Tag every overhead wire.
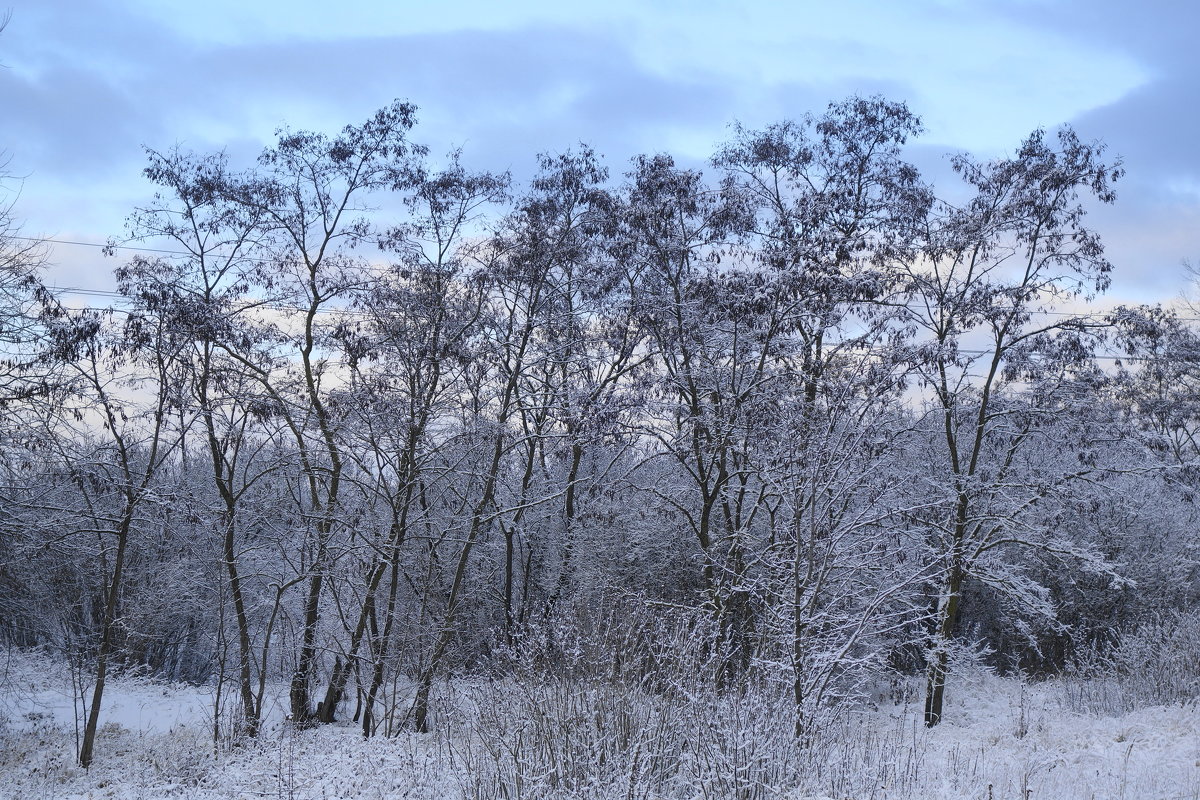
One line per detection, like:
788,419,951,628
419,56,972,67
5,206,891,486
19,234,1200,364
13,234,418,278
25,232,1196,318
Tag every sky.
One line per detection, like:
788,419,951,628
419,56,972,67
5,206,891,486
1,0,1197,306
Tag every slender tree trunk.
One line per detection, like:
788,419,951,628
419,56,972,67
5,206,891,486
924,556,964,726
502,524,516,645
362,510,410,737
792,533,807,739
79,513,132,768
546,440,583,617
200,377,261,737
318,557,384,723
792,521,811,740
321,438,421,724
363,552,399,737
290,528,329,726
502,415,540,644
221,513,259,736
412,430,506,733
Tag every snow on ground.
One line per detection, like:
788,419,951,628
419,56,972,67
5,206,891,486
889,668,1200,800
1,650,1197,800
0,650,216,737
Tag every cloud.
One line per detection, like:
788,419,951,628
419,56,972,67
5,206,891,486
979,0,1200,184
1071,76,1200,193
956,2,1200,290
1,64,162,176
4,0,1196,305
168,27,741,169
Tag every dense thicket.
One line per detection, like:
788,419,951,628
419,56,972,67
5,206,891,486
1,97,1196,768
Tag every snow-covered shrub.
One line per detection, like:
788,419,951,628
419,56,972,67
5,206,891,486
441,596,941,800
1060,609,1200,714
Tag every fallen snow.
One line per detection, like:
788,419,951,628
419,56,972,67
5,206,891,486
1,650,1196,800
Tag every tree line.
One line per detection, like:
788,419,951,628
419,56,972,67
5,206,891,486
1,96,1196,768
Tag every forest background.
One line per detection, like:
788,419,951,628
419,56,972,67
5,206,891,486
1,4,1198,798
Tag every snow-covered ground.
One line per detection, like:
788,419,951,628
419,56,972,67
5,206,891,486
1,650,1197,800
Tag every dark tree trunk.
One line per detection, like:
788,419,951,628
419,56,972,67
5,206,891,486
924,561,964,726
79,514,132,768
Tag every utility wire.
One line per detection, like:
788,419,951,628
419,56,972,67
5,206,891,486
24,233,1194,321
23,235,1200,365
48,284,368,318
14,234,410,278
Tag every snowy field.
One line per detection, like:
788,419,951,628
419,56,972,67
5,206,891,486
1,649,1197,800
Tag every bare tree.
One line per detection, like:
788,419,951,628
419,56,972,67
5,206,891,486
43,306,185,767
714,96,931,728
114,146,284,737
204,102,426,725
617,153,768,684
317,156,507,732
904,127,1120,725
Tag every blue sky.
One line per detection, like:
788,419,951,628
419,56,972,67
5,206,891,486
2,0,1196,304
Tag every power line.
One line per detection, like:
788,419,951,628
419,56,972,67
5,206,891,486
15,234,406,278
16,235,204,258
40,294,1194,365
25,236,1200,365
21,234,1198,322
48,286,370,319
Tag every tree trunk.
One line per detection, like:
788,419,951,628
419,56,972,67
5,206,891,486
363,538,403,737
924,562,964,726
317,558,383,724
290,543,327,726
79,513,132,768
546,441,583,617
413,428,506,733
222,514,259,736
